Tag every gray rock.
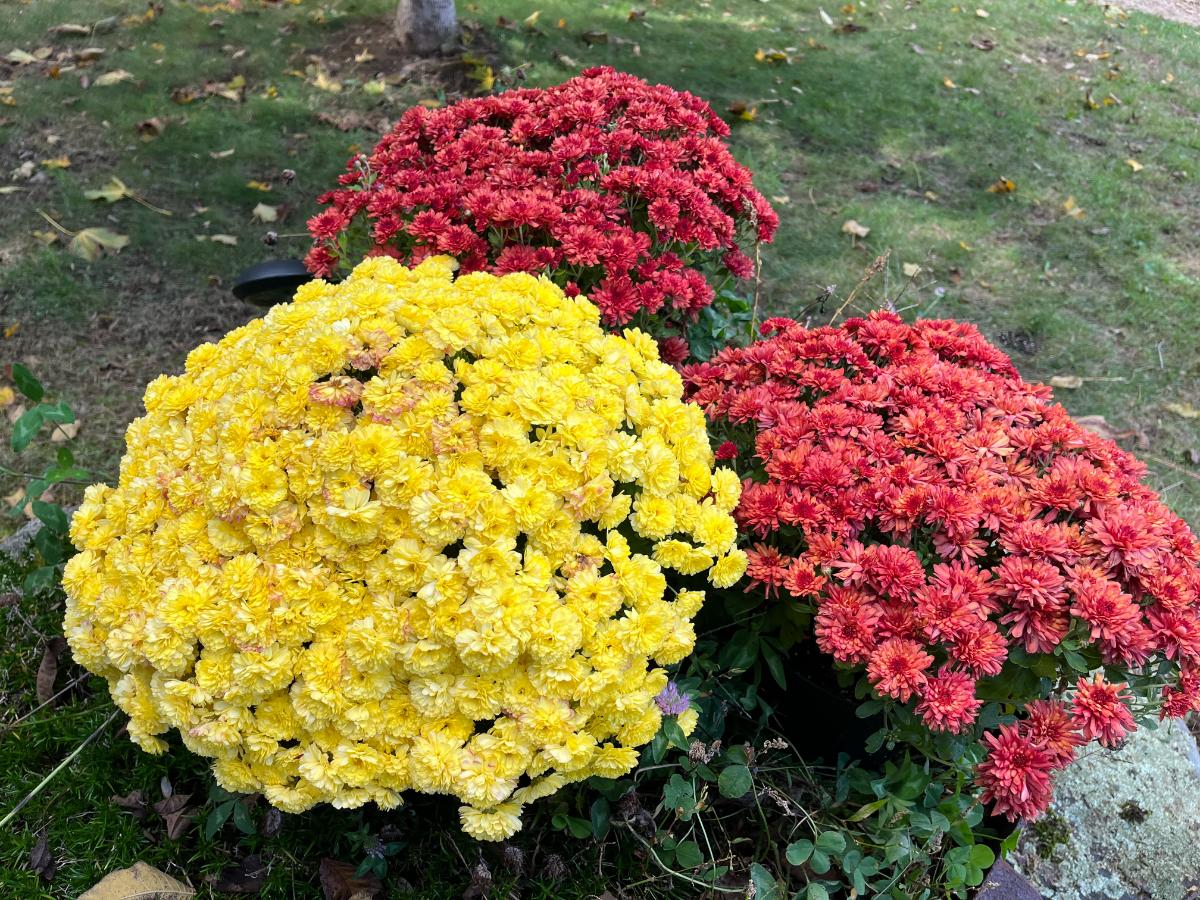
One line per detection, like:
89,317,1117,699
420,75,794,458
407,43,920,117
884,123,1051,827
978,857,1045,899
0,518,41,558
1010,720,1200,900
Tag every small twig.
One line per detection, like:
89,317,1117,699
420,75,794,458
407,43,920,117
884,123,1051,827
829,250,891,325
0,709,119,829
615,821,741,894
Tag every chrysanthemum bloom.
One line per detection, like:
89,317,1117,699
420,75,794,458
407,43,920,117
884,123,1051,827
866,638,933,702
684,311,1200,820
306,67,776,339
1021,700,1083,767
61,257,744,841
976,724,1056,821
915,668,981,734
1071,675,1136,747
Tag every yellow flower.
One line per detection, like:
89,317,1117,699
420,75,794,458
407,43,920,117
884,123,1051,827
459,802,523,841
61,257,739,840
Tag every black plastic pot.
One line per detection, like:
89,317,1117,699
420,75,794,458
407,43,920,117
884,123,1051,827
232,258,315,308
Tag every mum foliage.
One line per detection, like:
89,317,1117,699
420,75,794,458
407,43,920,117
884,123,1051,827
61,257,745,841
684,311,1200,821
306,67,777,341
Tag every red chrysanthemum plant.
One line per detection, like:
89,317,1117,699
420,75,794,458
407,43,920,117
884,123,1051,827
306,67,778,362
683,311,1200,822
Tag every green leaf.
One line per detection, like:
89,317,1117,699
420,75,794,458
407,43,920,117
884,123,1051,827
205,801,233,840
662,716,688,749
663,774,698,820
11,407,43,452
815,831,846,854
809,849,831,875
761,641,787,688
848,797,888,822
806,885,829,900
675,840,703,869
590,797,610,840
11,363,44,401
717,764,753,799
970,844,996,870
748,862,782,900
56,446,74,467
1064,648,1090,672
32,500,68,534
565,816,592,839
22,565,58,595
785,839,814,865
720,628,759,674
38,401,75,425
232,800,255,835
34,527,65,565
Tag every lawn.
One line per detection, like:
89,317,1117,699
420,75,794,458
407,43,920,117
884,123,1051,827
1,0,1198,896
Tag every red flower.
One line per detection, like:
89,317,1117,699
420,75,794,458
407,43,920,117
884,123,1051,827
684,310,1200,822
714,440,739,461
1071,674,1136,748
866,637,933,702
1021,699,1083,767
977,723,1057,821
307,68,776,339
916,668,981,733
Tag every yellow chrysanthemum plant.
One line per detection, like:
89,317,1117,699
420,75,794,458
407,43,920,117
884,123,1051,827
61,256,745,842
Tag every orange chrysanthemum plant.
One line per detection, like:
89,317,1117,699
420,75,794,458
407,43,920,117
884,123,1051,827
685,312,1200,822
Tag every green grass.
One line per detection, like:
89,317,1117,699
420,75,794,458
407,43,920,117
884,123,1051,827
1,0,1199,895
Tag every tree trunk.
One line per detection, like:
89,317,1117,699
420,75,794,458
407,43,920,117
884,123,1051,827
394,0,457,55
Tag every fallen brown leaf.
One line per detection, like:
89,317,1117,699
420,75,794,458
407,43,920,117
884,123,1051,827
1076,415,1149,449
111,790,149,820
36,636,69,704
319,859,382,900
153,793,197,841
29,830,56,883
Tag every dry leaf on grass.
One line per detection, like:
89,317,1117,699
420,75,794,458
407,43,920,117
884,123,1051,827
36,635,69,704
1049,375,1084,389
93,69,134,87
319,858,382,900
70,227,129,262
50,420,80,442
841,219,870,238
252,203,278,223
154,793,197,841
1076,415,1150,449
1165,402,1200,419
986,177,1016,193
29,831,55,883
80,862,194,899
